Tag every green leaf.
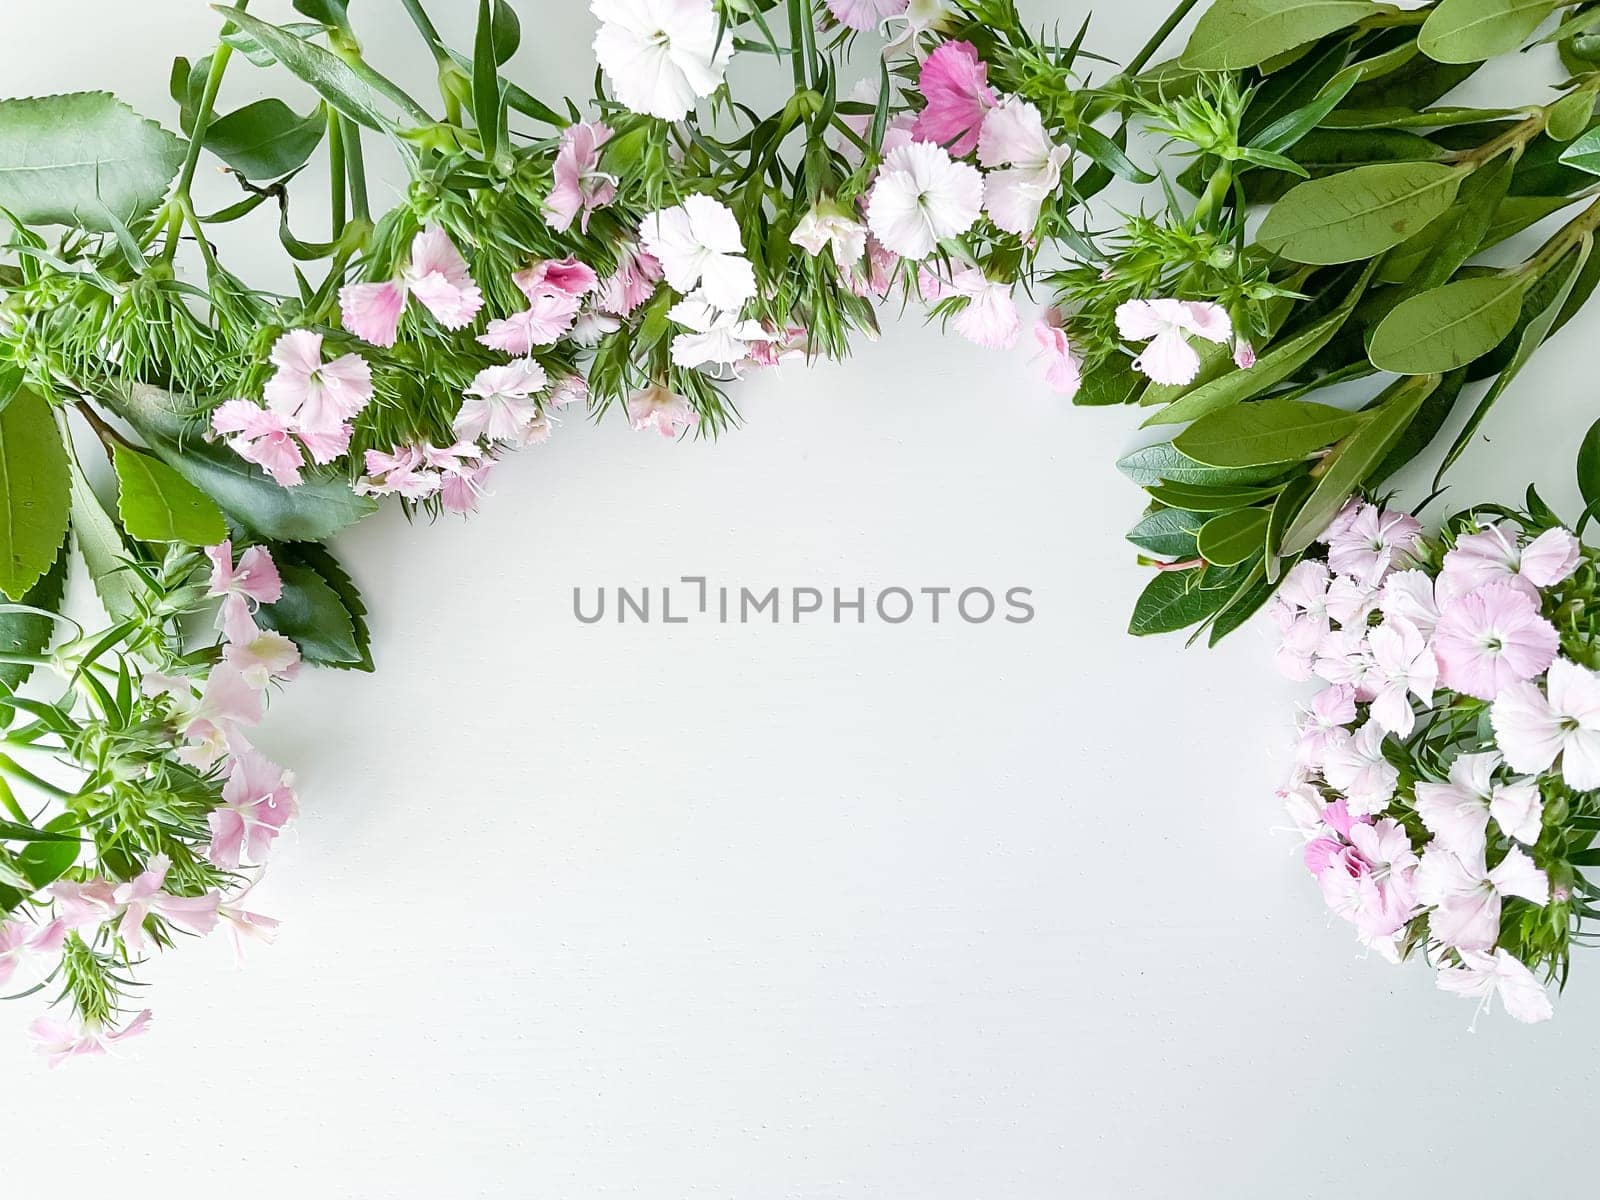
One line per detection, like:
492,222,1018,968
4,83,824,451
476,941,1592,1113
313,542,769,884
257,559,362,667
1207,559,1278,645
68,453,139,623
1546,91,1595,143
1266,475,1315,569
292,0,349,25
1116,443,1290,487
1074,354,1144,406
0,818,78,844
1437,242,1592,481
1137,339,1235,408
17,814,81,889
1144,481,1286,511
1127,507,1204,557
0,536,67,695
1174,398,1367,469
492,0,522,64
112,444,227,545
1319,105,1518,130
268,541,372,671
1578,417,1600,514
1257,162,1464,264
110,384,376,543
474,0,502,163
1181,0,1376,71
1368,273,1528,373
215,9,397,132
0,388,68,602
1281,374,1439,554
204,98,324,179
1558,123,1600,176
1198,507,1270,567
0,92,184,232
1128,566,1242,636
1419,0,1559,64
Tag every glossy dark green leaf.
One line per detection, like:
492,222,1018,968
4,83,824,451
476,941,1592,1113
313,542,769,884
1128,567,1238,636
1578,417,1600,513
1144,481,1286,512
1174,398,1366,468
1126,507,1204,557
1368,273,1528,372
204,98,324,179
1198,507,1270,567
1116,443,1291,487
1074,354,1144,406
110,384,376,543
1437,242,1592,480
1181,0,1376,71
0,388,69,602
1259,162,1464,264
1419,0,1559,64
257,559,362,667
1281,374,1438,554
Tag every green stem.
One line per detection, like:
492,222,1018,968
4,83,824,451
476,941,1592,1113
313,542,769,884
344,119,371,223
796,0,819,92
786,0,809,91
327,111,347,238
162,1,250,263
400,0,449,63
1125,0,1203,78
1189,163,1234,229
0,752,77,801
1526,194,1600,276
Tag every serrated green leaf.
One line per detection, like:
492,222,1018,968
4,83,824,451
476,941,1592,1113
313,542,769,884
1368,273,1528,373
257,559,361,667
1419,0,1558,64
110,384,376,543
0,536,67,696
1198,507,1270,567
1181,0,1376,71
1127,507,1205,557
0,388,68,602
112,444,228,546
1174,398,1367,469
0,92,184,232
67,453,138,623
1258,162,1464,264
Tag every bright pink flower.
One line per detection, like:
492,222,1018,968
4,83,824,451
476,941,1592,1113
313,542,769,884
627,385,696,438
206,540,283,638
545,120,616,233
1432,582,1558,701
1115,299,1232,387
30,1009,151,1068
598,246,665,316
826,0,907,29
457,359,548,445
207,745,298,869
113,854,221,955
340,226,483,346
262,331,373,435
912,41,995,157
211,400,306,487
515,256,600,302
1032,314,1082,398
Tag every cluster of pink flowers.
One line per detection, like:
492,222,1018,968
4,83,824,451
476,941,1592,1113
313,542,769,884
1274,501,1592,1024
3,540,300,1064
212,331,374,487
